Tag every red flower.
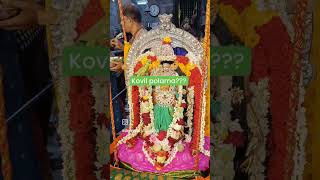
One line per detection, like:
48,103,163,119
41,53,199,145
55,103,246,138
181,103,187,108
168,137,177,147
176,56,189,65
134,62,143,73
189,67,203,151
157,151,168,157
126,136,137,148
189,68,202,86
142,113,151,125
157,131,167,141
224,131,246,147
147,55,157,62
177,119,184,126
132,86,140,128
145,136,154,146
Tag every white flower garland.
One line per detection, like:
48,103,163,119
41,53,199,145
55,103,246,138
199,91,210,157
185,86,195,142
292,75,307,180
245,78,270,180
212,77,238,179
164,140,182,166
90,77,109,180
48,0,89,179
140,85,185,166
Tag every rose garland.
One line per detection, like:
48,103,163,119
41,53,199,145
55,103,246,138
69,77,96,180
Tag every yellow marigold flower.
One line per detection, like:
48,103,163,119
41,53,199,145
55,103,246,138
163,36,172,43
186,62,195,70
160,86,169,91
142,95,149,101
170,62,178,70
178,62,194,77
218,2,277,48
149,60,160,71
141,56,148,65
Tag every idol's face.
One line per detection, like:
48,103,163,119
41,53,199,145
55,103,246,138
162,63,170,68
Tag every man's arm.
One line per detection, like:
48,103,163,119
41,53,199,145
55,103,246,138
0,0,58,30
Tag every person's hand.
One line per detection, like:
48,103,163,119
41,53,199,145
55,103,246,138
110,38,124,50
0,0,59,30
1,0,41,10
0,9,37,30
37,8,60,25
110,61,124,73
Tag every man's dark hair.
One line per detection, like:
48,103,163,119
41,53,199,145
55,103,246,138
123,3,142,23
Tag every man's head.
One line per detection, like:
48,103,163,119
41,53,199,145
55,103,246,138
123,3,142,31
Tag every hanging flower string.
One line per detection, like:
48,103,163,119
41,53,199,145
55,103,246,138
287,0,309,177
218,0,298,179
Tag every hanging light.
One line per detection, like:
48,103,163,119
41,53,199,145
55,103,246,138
136,0,148,5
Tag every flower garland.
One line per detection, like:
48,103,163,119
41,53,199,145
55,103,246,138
244,79,270,179
287,0,309,178
137,82,185,168
292,75,307,180
118,50,208,170
199,91,210,157
218,0,296,179
212,77,244,179
217,1,277,48
185,86,195,143
0,67,12,180
69,77,96,180
292,3,313,178
90,77,109,180
255,0,294,40
304,3,320,177
47,0,91,179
